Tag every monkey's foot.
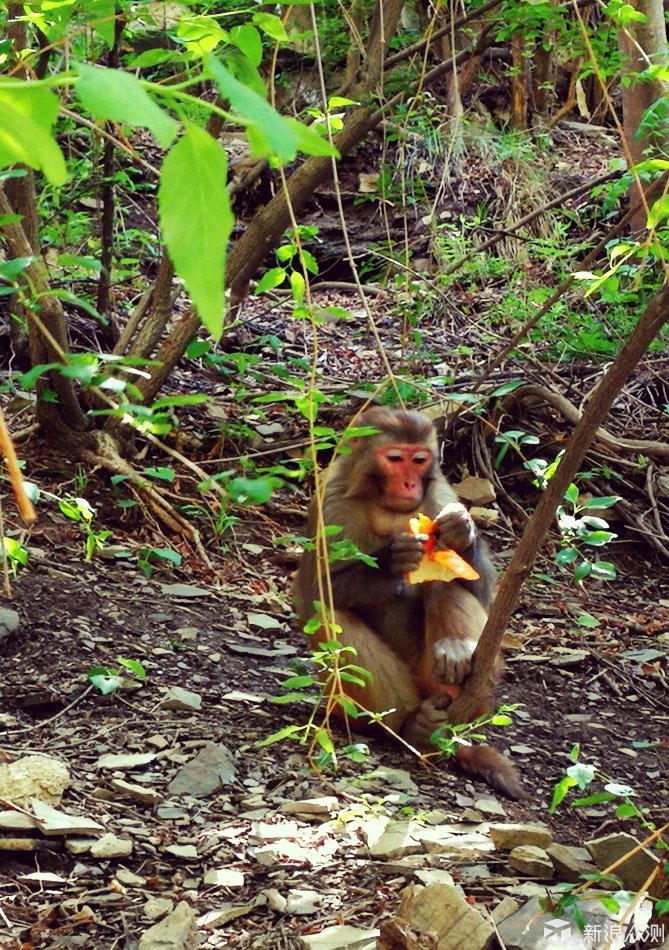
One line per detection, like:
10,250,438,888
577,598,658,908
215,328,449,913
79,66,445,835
402,694,453,749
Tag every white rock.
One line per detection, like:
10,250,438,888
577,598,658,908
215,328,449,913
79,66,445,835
138,901,200,949
31,800,103,837
91,833,133,859
0,755,70,807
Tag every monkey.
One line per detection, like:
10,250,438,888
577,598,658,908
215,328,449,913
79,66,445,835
293,406,527,800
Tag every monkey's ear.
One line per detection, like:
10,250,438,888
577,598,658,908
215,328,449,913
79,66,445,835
342,424,381,449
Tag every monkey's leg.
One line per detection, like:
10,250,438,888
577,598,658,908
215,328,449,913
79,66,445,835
414,584,489,692
321,609,421,735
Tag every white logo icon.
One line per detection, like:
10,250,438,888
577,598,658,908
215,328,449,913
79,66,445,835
544,918,572,943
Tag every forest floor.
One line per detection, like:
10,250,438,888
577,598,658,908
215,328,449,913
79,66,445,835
1,283,668,949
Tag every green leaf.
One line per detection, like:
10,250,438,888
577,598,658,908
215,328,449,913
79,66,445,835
591,561,616,579
564,483,579,505
270,692,310,704
283,116,339,157
152,394,211,408
253,12,289,42
315,728,334,755
255,267,287,294
89,673,123,694
255,724,303,746
185,339,212,359
282,675,316,689
143,467,176,482
490,714,513,726
556,547,579,565
576,613,600,628
230,24,263,67
0,81,66,185
572,791,615,805
117,658,147,681
337,696,359,717
74,64,178,148
574,561,592,581
228,476,278,505
549,775,576,813
85,0,116,48
158,125,233,338
206,55,298,161
566,762,596,788
581,496,620,509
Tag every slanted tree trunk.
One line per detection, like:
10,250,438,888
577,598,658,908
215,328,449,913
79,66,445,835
447,282,669,724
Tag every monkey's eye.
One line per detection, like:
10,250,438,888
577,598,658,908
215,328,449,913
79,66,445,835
385,450,404,463
412,452,430,465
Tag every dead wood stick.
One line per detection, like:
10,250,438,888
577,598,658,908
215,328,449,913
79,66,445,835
0,406,36,525
446,282,669,724
509,383,669,462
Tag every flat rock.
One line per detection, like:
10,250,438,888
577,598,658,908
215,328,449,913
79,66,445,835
585,832,660,891
30,800,103,837
547,843,599,884
138,901,201,949
0,607,19,640
497,893,653,950
90,833,133,859
489,822,553,851
144,896,175,920
167,742,236,798
508,845,553,878
454,476,496,505
110,778,163,805
378,882,494,950
0,754,70,807
159,687,202,711
165,844,198,860
97,752,157,770
301,923,380,949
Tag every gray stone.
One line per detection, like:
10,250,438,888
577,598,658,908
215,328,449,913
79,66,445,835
547,843,599,884
489,822,553,851
508,845,554,879
585,832,660,891
378,882,494,950
138,901,200,949
0,608,19,640
168,743,236,798
159,687,202,711
90,833,133,859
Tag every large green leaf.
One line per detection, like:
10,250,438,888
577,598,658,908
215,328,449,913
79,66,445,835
206,56,299,161
158,125,232,339
0,81,66,185
74,64,178,147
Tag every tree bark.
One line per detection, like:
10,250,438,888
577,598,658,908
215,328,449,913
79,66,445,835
618,0,669,230
446,282,669,724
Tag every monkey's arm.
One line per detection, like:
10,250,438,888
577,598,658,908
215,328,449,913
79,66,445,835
327,533,423,609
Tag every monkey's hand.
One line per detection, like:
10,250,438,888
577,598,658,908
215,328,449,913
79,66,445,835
402,694,453,749
378,531,426,577
433,637,477,684
433,502,476,552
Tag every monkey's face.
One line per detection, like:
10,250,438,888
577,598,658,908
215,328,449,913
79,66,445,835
375,443,434,511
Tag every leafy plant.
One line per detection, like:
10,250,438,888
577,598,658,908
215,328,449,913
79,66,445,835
526,454,620,583
1,537,28,577
88,658,148,695
59,496,112,561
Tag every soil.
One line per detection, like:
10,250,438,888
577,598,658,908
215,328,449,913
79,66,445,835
0,288,667,948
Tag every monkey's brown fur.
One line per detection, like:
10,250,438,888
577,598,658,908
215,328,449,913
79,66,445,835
294,407,526,800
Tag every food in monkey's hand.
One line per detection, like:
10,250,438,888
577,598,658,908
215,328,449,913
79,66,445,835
407,510,480,585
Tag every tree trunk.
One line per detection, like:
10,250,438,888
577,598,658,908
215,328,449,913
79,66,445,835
446,282,669,724
618,0,669,231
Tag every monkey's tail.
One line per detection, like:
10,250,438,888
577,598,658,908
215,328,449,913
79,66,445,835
455,746,529,801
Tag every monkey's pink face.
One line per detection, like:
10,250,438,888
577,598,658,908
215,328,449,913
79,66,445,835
375,444,433,511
